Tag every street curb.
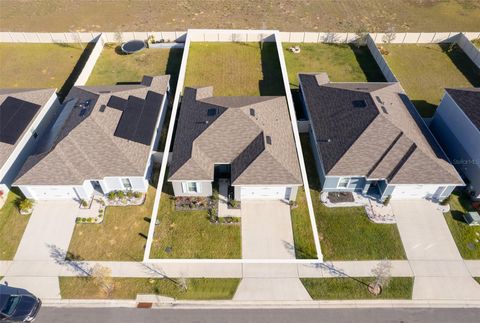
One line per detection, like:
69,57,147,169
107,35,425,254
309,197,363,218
42,299,480,309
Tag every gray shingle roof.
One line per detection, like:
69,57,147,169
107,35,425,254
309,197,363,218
168,87,302,186
445,88,480,130
299,73,463,185
14,75,170,186
0,88,56,170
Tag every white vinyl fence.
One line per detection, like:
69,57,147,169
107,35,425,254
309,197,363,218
73,34,105,86
366,34,399,83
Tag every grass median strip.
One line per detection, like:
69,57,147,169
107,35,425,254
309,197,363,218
0,190,30,260
291,187,317,259
301,277,413,300
59,277,240,300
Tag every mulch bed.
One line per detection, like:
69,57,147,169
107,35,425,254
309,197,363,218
175,196,215,211
328,192,355,203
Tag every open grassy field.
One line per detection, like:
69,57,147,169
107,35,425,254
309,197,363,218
150,182,241,259
301,277,413,300
300,134,406,261
60,277,240,300
0,189,30,260
382,44,480,117
87,44,183,87
0,42,89,99
444,192,480,259
1,1,480,32
67,186,155,261
284,43,385,87
184,42,284,96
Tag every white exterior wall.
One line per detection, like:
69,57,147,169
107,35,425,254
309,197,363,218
101,177,124,192
0,92,60,195
129,177,148,192
100,176,148,193
171,181,212,197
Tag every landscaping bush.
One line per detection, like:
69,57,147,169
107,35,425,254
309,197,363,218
126,191,134,199
229,200,239,208
18,198,34,213
133,191,142,199
107,191,116,200
80,199,88,207
117,191,125,199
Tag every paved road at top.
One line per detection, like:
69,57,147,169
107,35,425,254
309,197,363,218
36,307,480,323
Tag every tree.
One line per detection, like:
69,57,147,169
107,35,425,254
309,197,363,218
369,260,392,295
382,26,396,44
91,264,115,297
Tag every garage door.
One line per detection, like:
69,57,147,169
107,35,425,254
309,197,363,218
391,185,444,200
241,186,288,200
28,186,79,200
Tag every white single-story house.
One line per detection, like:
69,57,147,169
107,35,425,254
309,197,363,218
430,88,480,200
13,75,170,200
168,87,303,201
298,72,464,201
0,88,59,203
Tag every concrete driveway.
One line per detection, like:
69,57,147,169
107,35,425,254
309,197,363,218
14,200,78,261
241,200,295,259
391,199,480,300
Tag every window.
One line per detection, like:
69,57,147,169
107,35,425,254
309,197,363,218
338,177,350,189
122,178,132,190
183,181,199,193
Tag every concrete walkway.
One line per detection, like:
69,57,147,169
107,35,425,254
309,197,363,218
241,200,295,259
391,199,480,300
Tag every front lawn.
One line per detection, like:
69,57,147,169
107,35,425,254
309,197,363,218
444,192,480,259
472,39,480,48
60,277,240,300
382,44,480,117
301,277,413,300
290,187,317,259
66,186,155,261
0,190,30,260
300,134,406,261
149,182,241,259
184,42,284,96
0,43,90,99
86,44,183,88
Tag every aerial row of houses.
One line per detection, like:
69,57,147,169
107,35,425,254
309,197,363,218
0,70,479,204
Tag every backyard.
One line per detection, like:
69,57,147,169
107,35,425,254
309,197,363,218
301,277,413,300
86,44,183,87
283,43,385,119
382,43,480,117
300,134,406,261
60,277,240,300
0,42,90,99
444,192,480,259
149,181,241,259
66,186,155,261
0,189,30,260
184,42,285,96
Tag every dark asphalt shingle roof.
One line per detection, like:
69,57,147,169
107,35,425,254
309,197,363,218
445,88,480,130
299,72,463,185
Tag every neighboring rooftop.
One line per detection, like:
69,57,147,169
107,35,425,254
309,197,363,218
445,87,480,131
299,72,463,185
169,87,302,185
0,88,56,169
14,75,170,186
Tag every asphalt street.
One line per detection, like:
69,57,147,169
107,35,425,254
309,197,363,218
35,307,480,323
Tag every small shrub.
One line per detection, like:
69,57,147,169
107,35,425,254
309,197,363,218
107,191,116,200
75,217,81,223
99,209,103,213
19,198,34,212
230,200,239,208
81,217,87,222
117,191,125,199
80,199,88,207
126,191,134,198
88,218,95,223
133,191,142,199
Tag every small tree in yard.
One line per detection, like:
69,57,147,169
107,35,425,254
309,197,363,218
18,198,34,213
382,26,396,44
91,264,115,297
369,260,392,296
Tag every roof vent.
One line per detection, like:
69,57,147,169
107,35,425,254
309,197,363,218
381,106,388,114
99,90,111,94
266,135,272,145
207,108,217,116
250,108,255,116
375,96,384,104
352,100,367,108
99,105,106,112
318,138,331,143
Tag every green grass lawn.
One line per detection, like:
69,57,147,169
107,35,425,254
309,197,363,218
291,187,317,259
283,43,385,119
472,39,480,48
184,42,284,96
0,190,30,260
0,43,90,99
59,277,240,300
283,43,386,87
382,44,480,117
300,134,406,261
87,44,183,87
67,186,155,261
301,277,413,300
444,192,480,259
150,182,241,259
475,278,480,284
